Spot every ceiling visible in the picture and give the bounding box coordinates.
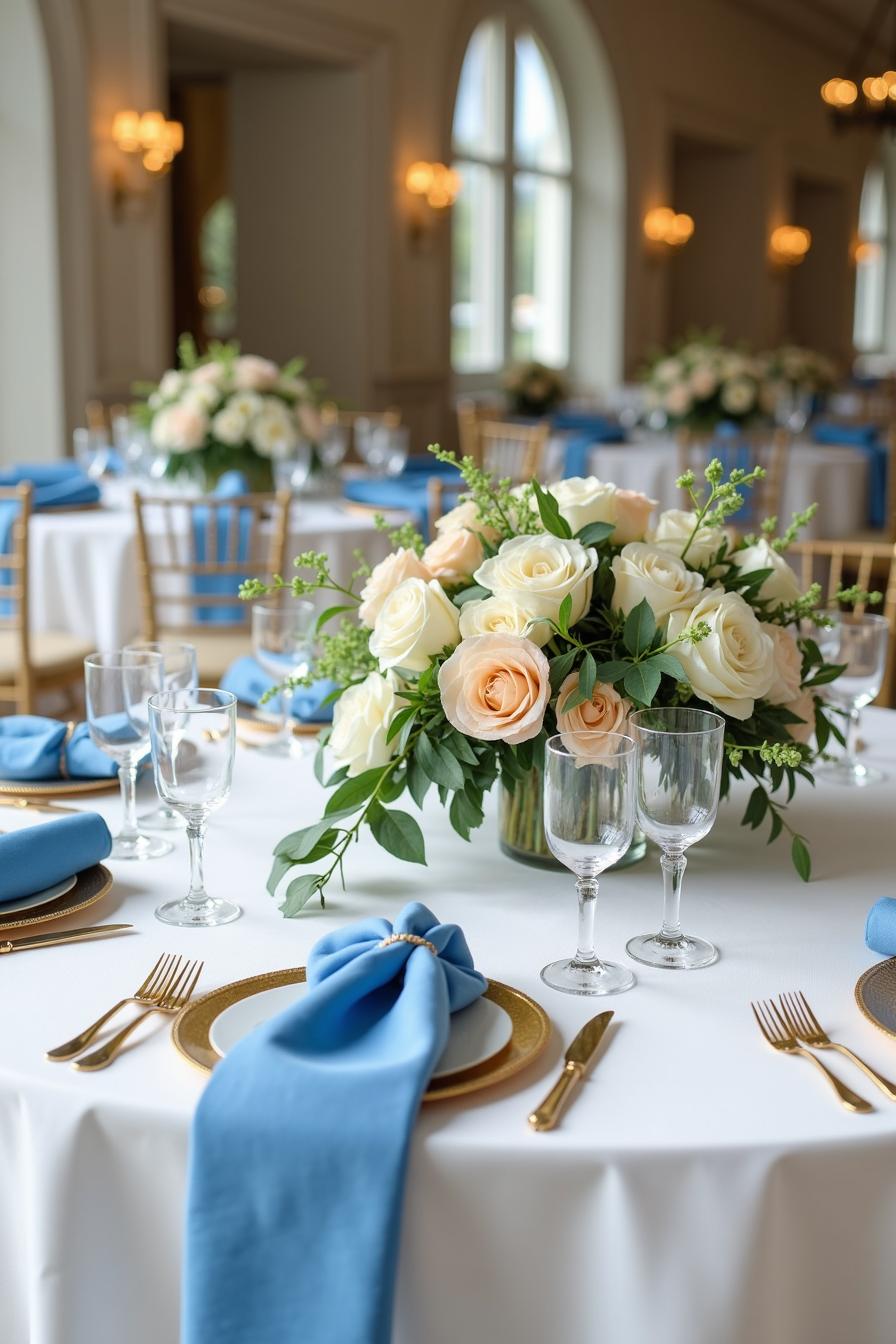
[168,21,321,75]
[730,0,895,64]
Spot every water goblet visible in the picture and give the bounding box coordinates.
[251,597,317,755]
[125,641,199,829]
[149,689,241,928]
[541,731,637,996]
[84,650,174,860]
[273,441,313,496]
[626,706,725,971]
[814,611,889,786]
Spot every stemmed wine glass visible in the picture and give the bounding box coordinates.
[542,731,637,996]
[84,650,174,860]
[149,689,240,927]
[251,597,316,756]
[125,640,198,830]
[626,706,725,971]
[814,611,889,786]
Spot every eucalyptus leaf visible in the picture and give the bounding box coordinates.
[274,816,341,860]
[791,835,811,882]
[622,659,661,705]
[324,766,387,816]
[316,603,353,632]
[266,853,293,897]
[280,873,324,917]
[369,806,427,864]
[576,520,615,546]
[548,648,577,692]
[623,598,656,657]
[407,754,430,809]
[593,659,631,683]
[416,732,465,790]
[579,651,597,700]
[453,584,490,607]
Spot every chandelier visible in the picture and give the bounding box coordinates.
[821,0,896,130]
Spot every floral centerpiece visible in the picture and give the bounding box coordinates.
[503,361,568,417]
[641,331,764,431]
[756,344,838,403]
[242,448,869,917]
[134,336,323,491]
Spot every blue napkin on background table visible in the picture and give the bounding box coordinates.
[811,422,888,528]
[344,459,464,537]
[0,717,117,781]
[0,465,101,615]
[0,812,112,904]
[866,899,896,956]
[184,901,486,1344]
[220,656,336,722]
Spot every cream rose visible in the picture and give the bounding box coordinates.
[458,594,551,647]
[358,548,432,628]
[763,623,803,705]
[369,577,460,672]
[556,674,632,759]
[548,476,617,535]
[730,539,802,606]
[233,355,279,391]
[474,534,598,627]
[329,671,402,777]
[150,403,208,453]
[786,687,816,745]
[613,489,657,543]
[650,509,731,569]
[438,634,549,745]
[422,528,484,585]
[666,589,775,719]
[611,543,704,621]
[435,499,500,543]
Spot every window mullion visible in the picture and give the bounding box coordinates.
[502,18,515,370]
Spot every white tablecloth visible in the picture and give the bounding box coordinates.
[2,714,896,1344]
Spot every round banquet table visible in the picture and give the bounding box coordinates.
[2,712,896,1344]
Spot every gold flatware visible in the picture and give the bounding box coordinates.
[47,952,180,1061]
[0,797,79,815]
[2,923,131,954]
[777,989,896,1102]
[73,956,204,1071]
[528,1010,614,1132]
[751,998,873,1113]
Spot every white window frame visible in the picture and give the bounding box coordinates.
[853,159,889,355]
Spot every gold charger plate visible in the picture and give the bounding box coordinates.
[236,713,323,740]
[0,776,119,798]
[172,968,550,1101]
[0,863,113,930]
[855,958,896,1038]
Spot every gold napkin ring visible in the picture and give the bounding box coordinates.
[59,721,76,780]
[379,933,438,956]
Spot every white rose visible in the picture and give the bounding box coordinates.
[228,391,263,422]
[211,406,248,446]
[474,534,598,627]
[358,548,433,628]
[730,539,801,606]
[548,476,616,535]
[720,376,756,416]
[654,357,683,386]
[435,499,499,543]
[369,578,460,672]
[251,404,297,459]
[650,509,731,568]
[666,589,775,719]
[611,543,705,621]
[762,623,803,705]
[329,671,402,777]
[233,355,279,391]
[422,528,484,584]
[182,384,219,414]
[458,593,551,647]
[158,369,185,400]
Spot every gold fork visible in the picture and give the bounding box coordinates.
[751,998,874,1113]
[46,953,181,1061]
[778,990,896,1102]
[73,957,204,1071]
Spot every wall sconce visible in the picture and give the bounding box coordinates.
[769,225,812,267]
[110,109,184,218]
[643,206,695,252]
[853,237,881,265]
[405,161,461,248]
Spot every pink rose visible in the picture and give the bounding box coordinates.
[233,355,279,391]
[422,528,484,584]
[556,673,632,758]
[787,687,816,745]
[438,634,549,745]
[613,489,658,544]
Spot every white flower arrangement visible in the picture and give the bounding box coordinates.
[641,332,765,430]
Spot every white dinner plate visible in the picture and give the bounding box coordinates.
[209,981,513,1080]
[0,873,77,916]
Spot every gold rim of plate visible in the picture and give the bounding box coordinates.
[236,713,323,740]
[0,776,119,798]
[0,863,113,930]
[172,968,551,1101]
[855,958,896,1039]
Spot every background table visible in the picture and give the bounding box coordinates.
[1,714,896,1344]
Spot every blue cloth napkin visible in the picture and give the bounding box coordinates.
[344,470,463,538]
[219,657,336,722]
[811,422,889,528]
[0,717,117,781]
[0,812,112,904]
[866,899,896,956]
[812,421,880,447]
[0,465,101,614]
[184,901,486,1344]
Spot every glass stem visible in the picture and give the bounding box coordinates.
[186,821,208,908]
[279,686,294,747]
[574,878,599,965]
[660,850,687,941]
[843,705,860,768]
[118,759,139,841]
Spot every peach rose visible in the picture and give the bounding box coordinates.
[358,548,432,628]
[438,634,549,745]
[613,489,658,544]
[556,674,632,758]
[422,528,484,584]
[762,623,802,705]
[786,687,816,745]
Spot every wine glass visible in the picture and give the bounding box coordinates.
[149,689,240,927]
[273,441,313,495]
[72,427,110,480]
[542,731,637,996]
[814,611,889,786]
[626,706,725,971]
[125,641,198,829]
[84,650,174,860]
[251,597,316,756]
[355,420,409,477]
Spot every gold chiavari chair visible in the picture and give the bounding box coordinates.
[677,428,790,528]
[0,484,94,714]
[456,398,503,460]
[132,490,292,684]
[790,538,896,705]
[468,418,550,484]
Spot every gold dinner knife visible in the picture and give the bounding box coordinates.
[528,1010,614,1132]
[0,924,132,954]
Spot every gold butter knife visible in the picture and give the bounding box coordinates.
[528,1010,614,1131]
[0,924,132,954]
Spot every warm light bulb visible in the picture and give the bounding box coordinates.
[142,147,169,173]
[406,161,435,196]
[670,212,694,244]
[835,79,858,105]
[138,111,167,149]
[855,239,881,264]
[866,76,888,103]
[643,206,674,242]
[112,109,141,153]
[165,120,184,154]
[770,225,811,265]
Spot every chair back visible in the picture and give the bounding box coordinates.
[0,483,33,712]
[677,427,789,528]
[456,399,503,460]
[132,490,291,640]
[465,418,549,484]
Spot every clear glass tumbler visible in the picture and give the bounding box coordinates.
[251,597,316,756]
[814,611,889,786]
[125,640,199,830]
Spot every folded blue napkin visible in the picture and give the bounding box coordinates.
[0,812,112,904]
[0,466,101,614]
[184,901,486,1344]
[219,657,336,722]
[811,422,888,527]
[812,421,880,447]
[0,717,117,781]
[866,899,896,956]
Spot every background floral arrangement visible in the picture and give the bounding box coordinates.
[134,335,323,489]
[755,344,838,399]
[641,331,764,428]
[502,360,568,416]
[244,449,867,917]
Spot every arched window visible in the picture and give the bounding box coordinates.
[853,162,889,353]
[451,17,571,375]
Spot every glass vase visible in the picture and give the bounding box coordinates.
[499,767,646,871]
